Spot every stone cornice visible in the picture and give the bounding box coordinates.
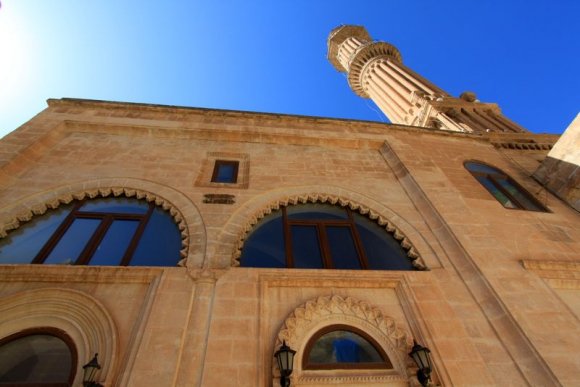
[42,99,559,148]
[0,264,169,284]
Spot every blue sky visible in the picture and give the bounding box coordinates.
[0,1,578,138]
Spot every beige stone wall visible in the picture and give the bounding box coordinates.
[0,100,578,386]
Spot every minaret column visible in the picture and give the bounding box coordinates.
[328,25,447,125]
[328,25,529,133]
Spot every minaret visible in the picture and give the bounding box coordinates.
[327,25,527,133]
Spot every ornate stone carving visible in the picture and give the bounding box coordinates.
[274,295,413,385]
[231,194,427,270]
[0,288,118,386]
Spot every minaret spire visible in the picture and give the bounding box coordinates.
[327,25,527,133]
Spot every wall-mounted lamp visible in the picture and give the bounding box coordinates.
[83,353,104,387]
[408,340,432,387]
[274,341,296,387]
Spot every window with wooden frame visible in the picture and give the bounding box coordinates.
[464,161,548,212]
[0,328,77,387]
[0,197,182,266]
[303,325,392,370]
[211,160,239,184]
[240,203,414,270]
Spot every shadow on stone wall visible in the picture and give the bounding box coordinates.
[534,156,579,212]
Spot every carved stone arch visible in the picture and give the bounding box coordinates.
[0,287,118,387]
[214,185,434,269]
[274,295,413,386]
[0,177,206,268]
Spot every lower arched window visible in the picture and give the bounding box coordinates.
[304,325,392,370]
[0,328,77,386]
[240,203,414,270]
[0,197,182,266]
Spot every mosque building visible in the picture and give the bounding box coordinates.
[0,25,578,386]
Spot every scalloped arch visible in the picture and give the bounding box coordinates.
[275,295,412,380]
[0,287,118,387]
[222,187,430,270]
[0,178,206,268]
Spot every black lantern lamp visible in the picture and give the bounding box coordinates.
[409,341,432,387]
[274,341,296,387]
[82,353,103,387]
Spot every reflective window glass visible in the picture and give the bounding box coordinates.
[475,176,517,208]
[44,218,101,265]
[240,211,286,268]
[465,161,547,211]
[292,226,324,269]
[355,216,414,270]
[0,332,74,384]
[304,327,392,370]
[240,203,415,271]
[212,160,239,183]
[0,205,71,264]
[89,220,140,265]
[131,208,182,266]
[326,226,361,269]
[0,197,182,267]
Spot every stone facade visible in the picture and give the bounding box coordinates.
[0,27,579,387]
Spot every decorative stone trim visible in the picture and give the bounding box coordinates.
[0,178,206,268]
[492,142,553,150]
[231,194,427,270]
[274,295,412,385]
[0,287,118,387]
[522,259,580,289]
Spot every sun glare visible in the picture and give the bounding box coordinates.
[0,3,35,100]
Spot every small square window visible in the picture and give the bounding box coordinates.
[212,160,239,183]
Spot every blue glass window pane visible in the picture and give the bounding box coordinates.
[131,208,181,266]
[0,206,71,264]
[217,165,234,181]
[44,219,101,265]
[308,330,384,365]
[0,334,72,383]
[496,177,543,211]
[287,204,348,220]
[326,226,361,269]
[79,197,149,214]
[240,211,286,268]
[291,226,324,269]
[89,220,139,266]
[475,176,517,208]
[465,162,501,175]
[355,215,413,270]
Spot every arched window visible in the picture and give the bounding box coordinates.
[240,203,414,270]
[465,161,548,212]
[0,328,77,386]
[0,197,182,266]
[303,325,392,370]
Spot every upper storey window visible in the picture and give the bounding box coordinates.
[465,161,548,212]
[212,160,239,183]
[240,203,414,270]
[0,197,182,266]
